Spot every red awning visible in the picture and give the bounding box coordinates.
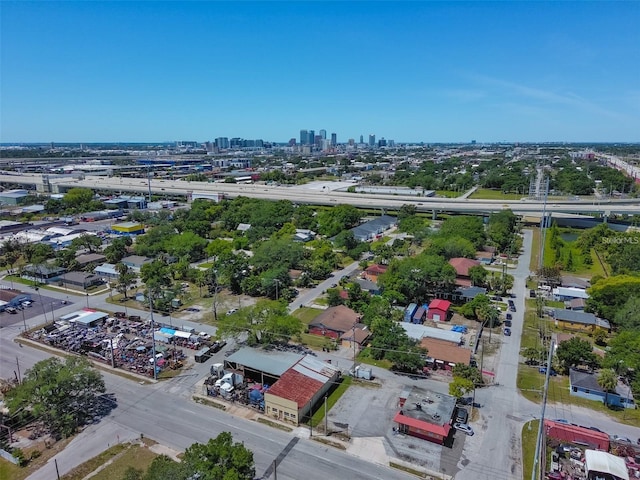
[393,412,451,437]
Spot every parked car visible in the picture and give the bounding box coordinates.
[504,320,512,327]
[453,423,474,436]
[491,296,503,302]
[506,313,512,321]
[503,327,511,336]
[539,367,557,376]
[5,307,17,314]
[226,309,238,316]
[529,289,536,298]
[611,435,632,443]
[454,407,469,424]
[509,305,516,312]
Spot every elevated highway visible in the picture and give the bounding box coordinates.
[1,172,639,217]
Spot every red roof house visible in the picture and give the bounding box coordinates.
[363,264,388,282]
[427,299,451,322]
[448,258,481,287]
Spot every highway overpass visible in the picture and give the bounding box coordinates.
[1,172,639,217]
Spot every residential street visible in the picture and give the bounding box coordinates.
[1,231,638,480]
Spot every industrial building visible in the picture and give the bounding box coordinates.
[393,387,456,445]
[264,355,340,425]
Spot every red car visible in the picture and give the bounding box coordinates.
[546,472,565,480]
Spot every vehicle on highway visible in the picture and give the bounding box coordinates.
[453,423,474,436]
[503,327,511,336]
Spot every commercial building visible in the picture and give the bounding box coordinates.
[111,222,145,235]
[57,272,104,291]
[264,356,340,425]
[224,347,303,386]
[393,387,456,445]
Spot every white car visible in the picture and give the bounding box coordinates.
[454,423,474,436]
[226,308,238,316]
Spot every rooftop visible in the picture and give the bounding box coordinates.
[401,323,462,344]
[225,347,303,377]
[309,305,360,333]
[420,338,471,365]
[448,257,481,276]
[396,386,456,436]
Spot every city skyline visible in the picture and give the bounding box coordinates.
[2,2,639,144]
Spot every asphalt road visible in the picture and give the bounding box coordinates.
[1,172,639,215]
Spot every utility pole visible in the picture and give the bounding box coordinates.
[15,356,21,384]
[148,289,158,381]
[55,458,61,480]
[532,340,555,480]
[272,460,277,480]
[324,395,328,435]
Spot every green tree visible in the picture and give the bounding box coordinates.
[555,337,598,373]
[104,236,132,264]
[116,263,138,299]
[449,377,474,399]
[613,297,640,331]
[6,357,105,438]
[182,432,255,480]
[597,368,619,407]
[143,455,185,480]
[439,216,486,250]
[468,265,488,287]
[452,363,483,385]
[216,300,303,345]
[587,275,640,321]
[70,233,103,253]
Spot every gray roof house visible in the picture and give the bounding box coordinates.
[553,309,610,330]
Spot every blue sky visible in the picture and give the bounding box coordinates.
[2,1,639,143]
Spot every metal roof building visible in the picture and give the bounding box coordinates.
[264,355,340,425]
[224,347,303,385]
[400,323,463,344]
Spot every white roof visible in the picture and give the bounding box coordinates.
[173,330,192,339]
[46,227,75,236]
[50,231,96,244]
[400,323,463,344]
[584,450,629,480]
[552,287,589,299]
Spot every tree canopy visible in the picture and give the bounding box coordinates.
[6,357,106,438]
[555,337,598,373]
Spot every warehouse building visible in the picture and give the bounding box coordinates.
[264,355,340,425]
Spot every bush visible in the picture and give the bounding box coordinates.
[12,447,26,467]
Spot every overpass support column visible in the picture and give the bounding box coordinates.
[432,209,437,221]
[602,214,608,224]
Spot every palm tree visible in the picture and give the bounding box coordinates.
[597,368,618,408]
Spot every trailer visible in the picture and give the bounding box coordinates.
[194,346,211,363]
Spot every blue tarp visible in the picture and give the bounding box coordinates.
[160,327,176,335]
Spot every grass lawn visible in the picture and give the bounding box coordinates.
[521,420,540,480]
[469,188,524,200]
[292,307,323,325]
[530,228,541,272]
[58,442,158,480]
[299,332,334,350]
[542,227,606,276]
[357,347,393,370]
[0,459,21,480]
[309,376,352,428]
[435,190,461,198]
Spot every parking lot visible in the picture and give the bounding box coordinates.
[327,371,470,476]
[0,294,75,330]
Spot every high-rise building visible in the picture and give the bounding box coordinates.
[319,129,326,139]
[308,130,315,146]
[378,138,387,148]
[331,133,337,146]
[300,130,308,145]
[369,134,376,147]
[216,137,229,149]
[359,135,364,144]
